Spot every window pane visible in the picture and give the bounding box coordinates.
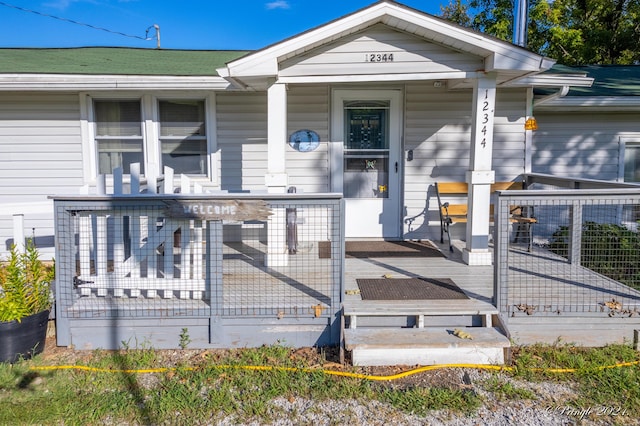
[344,102,389,150]
[97,139,144,174]
[343,102,389,198]
[624,145,640,182]
[161,139,207,174]
[159,100,207,174]
[159,100,205,137]
[343,153,389,199]
[95,100,142,136]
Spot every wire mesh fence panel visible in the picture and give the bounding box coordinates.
[55,202,211,319]
[495,190,640,319]
[220,200,341,319]
[54,195,343,323]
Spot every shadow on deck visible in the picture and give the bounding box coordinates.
[343,238,640,351]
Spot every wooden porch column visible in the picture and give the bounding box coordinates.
[266,81,288,193]
[265,81,289,267]
[463,73,496,266]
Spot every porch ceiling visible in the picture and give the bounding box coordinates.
[217,0,555,91]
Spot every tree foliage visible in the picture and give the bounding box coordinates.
[439,0,640,65]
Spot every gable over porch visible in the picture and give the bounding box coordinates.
[217,0,590,265]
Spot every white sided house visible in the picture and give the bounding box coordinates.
[2,1,640,357]
[1,0,599,263]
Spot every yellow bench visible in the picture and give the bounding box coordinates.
[434,181,537,252]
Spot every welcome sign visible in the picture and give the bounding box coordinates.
[164,200,272,221]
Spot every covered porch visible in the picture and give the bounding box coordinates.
[215,0,593,266]
[48,172,640,366]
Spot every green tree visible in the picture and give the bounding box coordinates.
[439,0,472,27]
[438,0,640,65]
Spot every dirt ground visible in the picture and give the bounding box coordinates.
[39,327,467,391]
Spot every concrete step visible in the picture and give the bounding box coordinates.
[344,326,510,366]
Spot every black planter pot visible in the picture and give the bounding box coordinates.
[0,310,49,363]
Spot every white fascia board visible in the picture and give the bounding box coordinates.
[224,1,550,79]
[487,52,555,72]
[534,96,640,111]
[505,74,594,88]
[0,74,232,91]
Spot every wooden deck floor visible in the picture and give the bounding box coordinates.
[344,239,640,346]
[343,239,493,304]
[64,237,640,346]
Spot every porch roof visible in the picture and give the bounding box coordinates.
[217,0,556,90]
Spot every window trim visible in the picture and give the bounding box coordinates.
[158,98,208,176]
[620,137,640,183]
[80,92,218,186]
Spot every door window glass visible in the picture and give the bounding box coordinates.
[343,101,389,198]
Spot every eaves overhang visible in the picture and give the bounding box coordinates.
[533,96,640,112]
[0,74,233,91]
[506,73,595,89]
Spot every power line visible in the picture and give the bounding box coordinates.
[0,1,160,47]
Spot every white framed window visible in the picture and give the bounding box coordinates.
[94,100,144,175]
[622,140,640,182]
[83,95,213,180]
[159,100,207,175]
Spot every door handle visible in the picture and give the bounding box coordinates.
[395,162,398,173]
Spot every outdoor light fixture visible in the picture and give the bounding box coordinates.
[524,117,538,131]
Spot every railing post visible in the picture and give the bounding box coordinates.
[493,194,509,311]
[569,201,582,265]
[207,220,223,318]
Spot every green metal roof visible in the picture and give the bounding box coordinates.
[0,47,250,76]
[544,64,640,97]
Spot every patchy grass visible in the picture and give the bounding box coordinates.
[510,342,640,413]
[482,374,537,401]
[0,342,639,424]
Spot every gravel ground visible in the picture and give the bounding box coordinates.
[214,369,639,426]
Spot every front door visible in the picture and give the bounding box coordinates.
[331,90,402,239]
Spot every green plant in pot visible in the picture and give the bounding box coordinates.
[0,240,54,363]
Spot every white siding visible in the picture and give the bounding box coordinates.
[493,89,527,180]
[402,84,527,239]
[0,92,83,257]
[280,24,483,77]
[533,112,640,180]
[216,87,330,193]
[286,85,330,192]
[216,92,268,190]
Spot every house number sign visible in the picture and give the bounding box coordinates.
[480,89,492,148]
[164,200,272,221]
[365,53,394,62]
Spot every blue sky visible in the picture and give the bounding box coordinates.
[0,1,445,50]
